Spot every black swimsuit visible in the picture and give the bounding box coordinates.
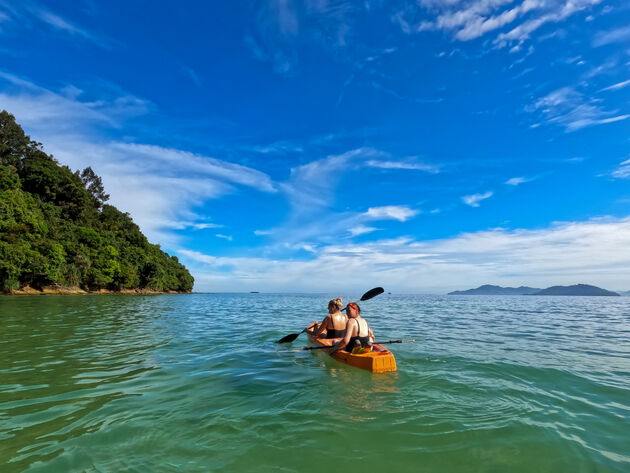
[325,328,345,339]
[345,319,370,352]
[323,314,346,339]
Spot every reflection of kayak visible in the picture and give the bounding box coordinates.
[305,322,397,373]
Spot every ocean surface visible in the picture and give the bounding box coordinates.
[1,293,629,472]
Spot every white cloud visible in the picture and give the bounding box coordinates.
[0,3,109,48]
[505,176,534,186]
[0,72,150,129]
[180,216,630,292]
[593,25,630,47]
[189,222,222,230]
[112,143,276,193]
[365,206,419,222]
[462,191,493,207]
[420,0,541,42]
[600,79,630,92]
[366,159,440,173]
[254,230,273,236]
[528,87,629,132]
[349,225,379,236]
[395,0,601,49]
[216,234,233,241]
[612,159,630,179]
[494,0,601,49]
[0,74,276,247]
[250,140,304,155]
[282,147,385,213]
[154,220,222,231]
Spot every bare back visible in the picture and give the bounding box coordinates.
[327,312,347,331]
[347,317,369,337]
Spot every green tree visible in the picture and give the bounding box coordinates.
[0,110,194,293]
[76,166,110,208]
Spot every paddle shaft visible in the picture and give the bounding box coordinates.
[300,339,413,350]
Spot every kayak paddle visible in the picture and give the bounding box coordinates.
[275,287,385,344]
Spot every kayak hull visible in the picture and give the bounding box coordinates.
[305,322,397,373]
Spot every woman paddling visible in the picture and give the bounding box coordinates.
[330,302,374,353]
[314,297,347,339]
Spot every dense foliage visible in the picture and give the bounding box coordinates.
[0,111,194,292]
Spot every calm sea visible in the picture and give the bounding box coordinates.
[1,293,629,472]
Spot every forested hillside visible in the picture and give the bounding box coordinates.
[0,111,194,293]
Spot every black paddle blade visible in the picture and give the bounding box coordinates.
[360,287,384,301]
[276,332,300,344]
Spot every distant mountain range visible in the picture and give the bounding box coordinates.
[449,284,620,296]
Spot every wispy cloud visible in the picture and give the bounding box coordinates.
[182,66,203,88]
[0,74,276,246]
[494,0,601,50]
[112,143,277,193]
[506,176,534,186]
[369,81,444,105]
[0,72,150,130]
[364,206,418,222]
[249,140,304,155]
[349,225,379,236]
[612,159,630,179]
[181,216,630,292]
[593,25,630,47]
[246,0,357,74]
[416,0,541,42]
[0,2,110,48]
[168,221,223,230]
[394,0,601,50]
[282,147,380,212]
[215,234,233,242]
[528,86,629,132]
[600,79,630,92]
[462,191,493,207]
[366,159,440,173]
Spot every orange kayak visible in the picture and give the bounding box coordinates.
[305,322,397,373]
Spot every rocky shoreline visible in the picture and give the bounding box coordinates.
[3,285,191,296]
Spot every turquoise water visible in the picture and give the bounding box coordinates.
[1,293,629,472]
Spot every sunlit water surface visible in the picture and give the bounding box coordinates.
[1,293,629,472]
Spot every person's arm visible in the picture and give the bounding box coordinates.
[368,326,374,341]
[330,319,355,352]
[314,315,330,337]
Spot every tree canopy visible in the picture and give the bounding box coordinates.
[0,110,194,293]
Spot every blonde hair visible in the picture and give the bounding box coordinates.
[328,297,343,310]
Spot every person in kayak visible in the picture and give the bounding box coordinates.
[314,297,347,339]
[330,302,374,353]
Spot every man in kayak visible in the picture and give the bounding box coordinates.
[314,298,347,339]
[330,302,374,353]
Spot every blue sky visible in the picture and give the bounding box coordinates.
[2,0,630,292]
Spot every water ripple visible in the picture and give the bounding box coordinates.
[1,294,629,472]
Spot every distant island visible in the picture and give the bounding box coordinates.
[0,111,194,295]
[533,284,619,296]
[449,284,620,296]
[449,285,541,295]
